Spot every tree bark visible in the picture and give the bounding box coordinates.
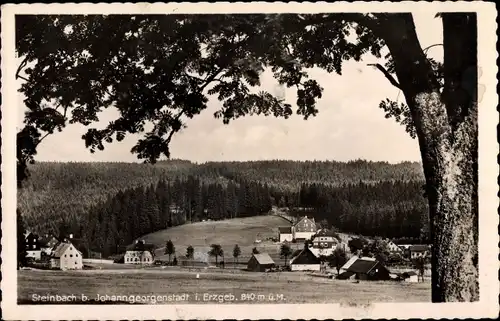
[379,13,479,302]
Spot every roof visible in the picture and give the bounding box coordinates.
[410,245,430,252]
[346,259,379,274]
[51,242,82,258]
[308,247,335,258]
[401,271,418,277]
[38,235,58,247]
[251,253,275,265]
[25,232,38,239]
[128,241,156,253]
[290,249,302,260]
[315,229,337,237]
[295,216,316,225]
[290,247,321,265]
[340,255,358,270]
[278,226,292,234]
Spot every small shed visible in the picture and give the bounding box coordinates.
[337,258,390,281]
[400,271,419,283]
[247,253,275,272]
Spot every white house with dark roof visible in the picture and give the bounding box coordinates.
[290,247,322,271]
[124,240,155,264]
[278,216,318,243]
[293,216,317,241]
[50,241,83,270]
[278,226,293,242]
[311,229,339,249]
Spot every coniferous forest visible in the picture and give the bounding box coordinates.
[18,159,428,258]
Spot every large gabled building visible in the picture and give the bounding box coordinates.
[50,241,83,270]
[278,216,318,243]
[124,240,156,265]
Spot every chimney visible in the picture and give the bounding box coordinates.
[69,234,73,239]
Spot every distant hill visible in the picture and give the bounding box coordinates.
[18,159,424,233]
[196,160,424,190]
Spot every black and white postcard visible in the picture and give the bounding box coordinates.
[1,2,498,320]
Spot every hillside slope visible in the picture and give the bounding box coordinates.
[138,215,301,263]
[17,160,196,232]
[18,159,424,234]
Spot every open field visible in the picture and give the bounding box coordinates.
[139,215,305,263]
[18,268,431,304]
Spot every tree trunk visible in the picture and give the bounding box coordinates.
[380,13,478,302]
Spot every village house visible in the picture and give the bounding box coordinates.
[278,227,293,243]
[409,245,431,259]
[38,234,59,256]
[290,247,322,271]
[339,255,376,274]
[124,241,155,264]
[50,240,83,270]
[278,216,317,243]
[25,232,42,261]
[311,229,339,249]
[247,253,275,272]
[293,216,317,241]
[386,240,403,253]
[337,257,391,281]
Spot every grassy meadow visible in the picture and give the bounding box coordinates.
[18,268,431,304]
[140,215,305,263]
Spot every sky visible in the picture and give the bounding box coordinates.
[16,12,442,164]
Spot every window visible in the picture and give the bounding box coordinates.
[64,254,67,257]
[76,254,78,257]
[70,254,73,257]
[70,247,72,250]
[33,245,36,249]
[75,262,78,265]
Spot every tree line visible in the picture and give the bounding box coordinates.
[71,176,273,257]
[52,176,428,258]
[18,159,424,234]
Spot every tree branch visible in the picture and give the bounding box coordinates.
[423,43,443,54]
[16,56,29,81]
[367,63,402,89]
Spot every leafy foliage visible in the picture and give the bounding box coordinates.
[17,210,28,269]
[232,244,241,265]
[165,240,175,263]
[279,243,293,266]
[327,247,348,273]
[208,244,224,264]
[348,237,369,254]
[15,13,416,175]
